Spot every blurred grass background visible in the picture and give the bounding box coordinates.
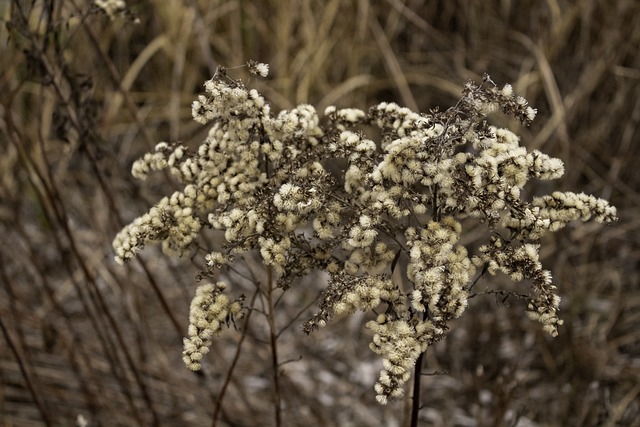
[1,1,639,426]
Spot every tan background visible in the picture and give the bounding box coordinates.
[1,1,638,426]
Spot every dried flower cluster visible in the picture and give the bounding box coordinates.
[182,282,242,371]
[113,62,617,403]
[94,0,139,23]
[94,0,126,20]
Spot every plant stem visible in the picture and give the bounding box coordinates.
[212,289,260,427]
[0,316,52,426]
[410,349,426,427]
[266,265,282,427]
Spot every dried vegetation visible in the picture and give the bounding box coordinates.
[1,1,639,426]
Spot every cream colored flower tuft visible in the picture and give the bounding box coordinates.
[248,60,269,78]
[95,0,126,20]
[182,282,242,371]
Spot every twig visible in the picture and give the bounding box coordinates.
[266,265,283,427]
[0,316,52,426]
[212,289,259,427]
[410,348,426,427]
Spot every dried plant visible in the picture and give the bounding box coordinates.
[112,63,617,423]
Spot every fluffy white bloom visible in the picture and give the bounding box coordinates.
[255,63,269,77]
[182,282,236,371]
[95,0,126,20]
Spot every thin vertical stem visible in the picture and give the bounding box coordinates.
[0,316,52,426]
[410,349,426,427]
[212,288,259,427]
[266,265,282,427]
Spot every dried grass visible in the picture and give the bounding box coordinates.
[1,1,638,426]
